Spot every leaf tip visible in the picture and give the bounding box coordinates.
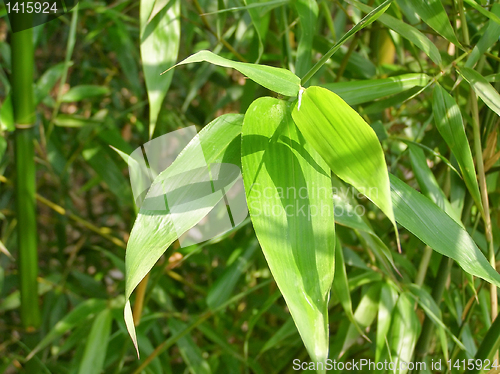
[124,300,140,359]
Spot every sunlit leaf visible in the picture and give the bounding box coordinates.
[124,114,244,353]
[166,50,301,97]
[458,67,500,117]
[242,97,335,369]
[292,86,397,241]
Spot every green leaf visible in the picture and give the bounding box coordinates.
[389,292,420,374]
[292,86,397,239]
[141,0,180,138]
[432,84,483,215]
[169,319,212,374]
[402,0,461,46]
[458,66,500,117]
[340,282,380,356]
[349,0,441,65]
[244,0,273,62]
[35,62,67,105]
[322,74,430,106]
[376,282,398,362]
[242,97,335,370]
[295,0,318,77]
[389,174,500,288]
[408,284,466,351]
[463,0,500,26]
[124,114,244,354]
[60,85,109,102]
[26,299,108,360]
[302,0,393,84]
[408,144,463,225]
[77,309,113,374]
[166,50,301,97]
[465,4,500,68]
[206,240,258,309]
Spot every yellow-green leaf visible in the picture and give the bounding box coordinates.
[292,86,396,240]
[242,97,335,371]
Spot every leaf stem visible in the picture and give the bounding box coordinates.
[301,0,393,85]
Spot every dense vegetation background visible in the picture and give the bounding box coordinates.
[1,0,500,373]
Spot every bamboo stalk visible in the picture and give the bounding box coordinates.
[11,10,41,328]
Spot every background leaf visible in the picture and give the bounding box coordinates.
[141,0,181,138]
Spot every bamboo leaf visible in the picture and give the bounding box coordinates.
[26,299,108,360]
[463,0,500,26]
[340,282,380,356]
[376,282,398,362]
[60,85,110,102]
[408,144,463,225]
[242,97,335,370]
[465,4,500,68]
[292,86,397,240]
[402,0,461,46]
[389,292,420,374]
[432,84,483,215]
[169,319,212,374]
[141,0,180,138]
[408,284,466,351]
[323,74,430,106]
[458,66,500,117]
[166,50,301,97]
[348,0,441,65]
[206,240,258,309]
[389,174,500,287]
[244,0,274,62]
[301,0,393,84]
[77,309,113,374]
[124,114,244,354]
[295,0,318,77]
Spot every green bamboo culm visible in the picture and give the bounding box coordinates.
[11,8,41,329]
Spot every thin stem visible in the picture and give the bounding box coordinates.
[471,94,497,322]
[11,11,41,329]
[301,0,393,85]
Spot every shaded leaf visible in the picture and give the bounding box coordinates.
[349,0,441,65]
[323,73,430,106]
[27,299,108,360]
[141,0,180,137]
[60,85,110,102]
[295,0,319,77]
[432,84,483,214]
[402,0,461,46]
[389,174,500,287]
[77,309,113,374]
